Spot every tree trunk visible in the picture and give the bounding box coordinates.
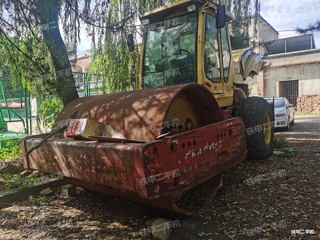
[36,0,79,106]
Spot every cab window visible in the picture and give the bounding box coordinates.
[142,13,197,88]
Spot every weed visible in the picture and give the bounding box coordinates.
[295,111,312,115]
[1,172,59,191]
[0,139,22,162]
[1,173,24,190]
[1,173,30,190]
[278,161,286,169]
[273,136,298,159]
[289,160,294,169]
[29,196,50,204]
[273,136,287,149]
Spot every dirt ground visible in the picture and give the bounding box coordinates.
[0,115,319,240]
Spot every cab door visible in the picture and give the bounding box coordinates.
[219,23,233,94]
[198,11,224,93]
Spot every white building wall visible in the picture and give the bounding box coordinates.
[248,17,279,57]
[258,19,278,42]
[263,49,320,97]
[299,79,320,95]
[262,60,320,97]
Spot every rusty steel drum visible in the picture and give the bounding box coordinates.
[53,84,223,141]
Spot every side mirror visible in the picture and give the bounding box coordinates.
[288,104,294,108]
[127,34,135,52]
[216,5,226,29]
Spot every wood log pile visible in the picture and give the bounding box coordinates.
[297,95,320,113]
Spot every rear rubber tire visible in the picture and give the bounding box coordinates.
[236,97,274,160]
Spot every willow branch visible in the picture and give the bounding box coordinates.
[63,0,133,30]
[0,27,45,74]
[18,1,42,43]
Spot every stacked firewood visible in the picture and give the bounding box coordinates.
[297,95,320,113]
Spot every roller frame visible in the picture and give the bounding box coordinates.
[21,117,246,214]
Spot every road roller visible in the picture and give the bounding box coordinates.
[21,0,274,215]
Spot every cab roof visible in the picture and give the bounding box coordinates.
[140,0,233,24]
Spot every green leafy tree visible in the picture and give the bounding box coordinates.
[0,0,171,103]
[220,0,260,50]
[0,0,79,106]
[0,0,260,107]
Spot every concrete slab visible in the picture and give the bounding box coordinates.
[61,184,77,197]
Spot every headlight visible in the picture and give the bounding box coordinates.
[142,19,149,25]
[187,4,196,12]
[276,113,286,117]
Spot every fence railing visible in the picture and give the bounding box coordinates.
[73,72,107,97]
